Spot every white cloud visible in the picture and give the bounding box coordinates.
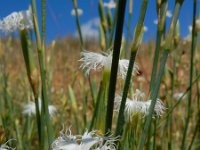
[71,8,83,16]
[153,19,158,25]
[144,25,148,32]
[166,10,172,18]
[74,17,99,40]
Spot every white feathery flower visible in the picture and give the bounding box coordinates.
[23,97,56,117]
[71,8,83,16]
[104,0,116,9]
[166,10,172,18]
[114,89,165,122]
[52,128,118,150]
[0,6,33,33]
[79,51,139,79]
[0,139,15,150]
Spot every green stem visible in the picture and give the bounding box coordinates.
[153,117,157,150]
[105,0,127,133]
[150,0,167,92]
[41,0,46,66]
[115,51,136,137]
[165,74,200,117]
[38,50,54,146]
[32,0,54,146]
[108,0,118,47]
[181,0,197,149]
[188,111,200,150]
[72,0,84,49]
[139,50,169,150]
[124,0,133,58]
[89,81,104,130]
[115,0,148,139]
[139,1,183,149]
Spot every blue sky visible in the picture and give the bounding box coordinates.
[0,0,194,43]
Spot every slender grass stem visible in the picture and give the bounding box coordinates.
[32,0,54,147]
[98,0,108,49]
[72,0,84,49]
[164,74,200,117]
[108,0,118,47]
[188,111,200,150]
[181,0,197,149]
[115,51,137,137]
[139,49,169,150]
[153,117,157,150]
[89,81,104,130]
[38,50,54,145]
[41,0,46,66]
[150,0,168,92]
[139,1,183,149]
[115,0,148,140]
[105,0,127,133]
[149,31,162,91]
[124,0,133,57]
[20,30,42,148]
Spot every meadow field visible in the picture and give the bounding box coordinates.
[0,0,200,150]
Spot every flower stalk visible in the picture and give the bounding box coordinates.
[72,0,84,49]
[32,0,54,147]
[105,0,127,133]
[139,1,184,149]
[115,0,148,139]
[181,0,197,149]
[149,0,168,92]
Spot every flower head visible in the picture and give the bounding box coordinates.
[71,8,83,16]
[0,6,33,33]
[114,89,165,122]
[52,128,118,150]
[23,97,56,117]
[104,0,116,9]
[79,51,139,79]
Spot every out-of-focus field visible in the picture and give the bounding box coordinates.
[0,36,200,149]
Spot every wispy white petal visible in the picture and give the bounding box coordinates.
[79,51,139,79]
[22,97,56,117]
[0,139,16,150]
[52,128,118,150]
[114,89,165,122]
[79,51,109,74]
